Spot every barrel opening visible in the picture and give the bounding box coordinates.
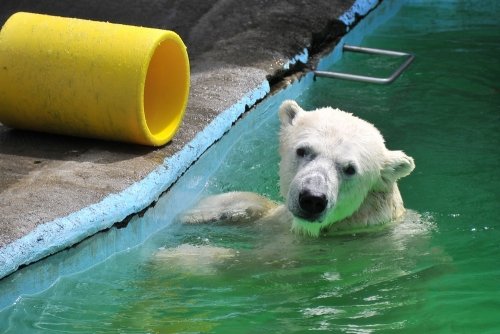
[143,37,189,145]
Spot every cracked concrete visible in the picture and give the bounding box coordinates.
[0,0,374,268]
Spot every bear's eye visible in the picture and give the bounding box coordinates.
[296,147,307,158]
[343,164,357,176]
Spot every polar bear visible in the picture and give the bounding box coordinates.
[180,100,415,237]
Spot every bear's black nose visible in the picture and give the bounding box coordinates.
[298,190,327,218]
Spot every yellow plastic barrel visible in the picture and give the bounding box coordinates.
[0,12,190,146]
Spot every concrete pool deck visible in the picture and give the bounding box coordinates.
[0,0,380,278]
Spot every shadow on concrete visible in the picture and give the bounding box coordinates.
[0,125,157,163]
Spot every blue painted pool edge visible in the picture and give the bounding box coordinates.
[0,0,381,280]
[0,81,270,280]
[339,0,380,27]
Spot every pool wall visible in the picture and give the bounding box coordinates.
[0,0,404,310]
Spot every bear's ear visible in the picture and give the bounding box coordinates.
[375,150,415,191]
[279,100,304,126]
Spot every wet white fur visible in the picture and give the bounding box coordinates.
[181,100,415,237]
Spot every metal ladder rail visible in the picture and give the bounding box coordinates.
[314,44,415,84]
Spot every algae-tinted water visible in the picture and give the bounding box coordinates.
[1,1,499,333]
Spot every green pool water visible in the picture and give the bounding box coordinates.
[1,0,499,333]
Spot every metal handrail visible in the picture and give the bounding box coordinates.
[314,44,415,84]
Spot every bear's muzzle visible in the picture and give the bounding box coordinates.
[294,173,331,221]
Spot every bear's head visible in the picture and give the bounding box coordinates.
[278,100,415,236]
